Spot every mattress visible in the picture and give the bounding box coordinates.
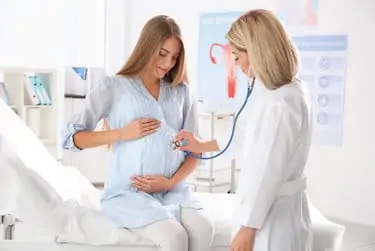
[0,241,229,251]
[0,192,346,251]
[0,193,234,251]
[0,99,345,251]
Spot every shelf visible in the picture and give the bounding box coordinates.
[0,67,58,74]
[0,67,63,160]
[24,105,53,109]
[198,112,235,120]
[187,177,232,188]
[64,94,86,99]
[196,166,233,172]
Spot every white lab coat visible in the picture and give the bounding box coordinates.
[221,79,313,251]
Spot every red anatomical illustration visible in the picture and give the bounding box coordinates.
[209,43,237,98]
[304,0,317,25]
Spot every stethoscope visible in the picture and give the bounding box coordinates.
[174,77,256,160]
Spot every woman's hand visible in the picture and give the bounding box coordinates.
[231,226,255,251]
[174,130,203,153]
[131,175,175,193]
[118,118,160,141]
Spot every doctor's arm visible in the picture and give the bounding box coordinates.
[175,132,220,153]
[170,86,202,186]
[176,122,232,153]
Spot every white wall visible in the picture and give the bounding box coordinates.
[63,97,111,183]
[2,0,374,227]
[0,0,105,68]
[60,0,133,183]
[0,0,108,180]
[63,67,110,183]
[104,0,133,75]
[106,0,375,227]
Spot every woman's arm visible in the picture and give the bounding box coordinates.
[73,118,160,149]
[131,84,201,192]
[62,77,114,151]
[170,84,204,185]
[169,138,219,186]
[170,155,199,185]
[63,77,160,151]
[73,129,120,149]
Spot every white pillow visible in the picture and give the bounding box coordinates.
[0,99,127,244]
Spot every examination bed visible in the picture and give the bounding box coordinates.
[0,100,345,250]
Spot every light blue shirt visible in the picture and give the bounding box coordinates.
[62,75,203,228]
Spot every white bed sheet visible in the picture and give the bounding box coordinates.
[0,98,345,251]
[0,98,232,247]
[2,192,345,251]
[0,241,229,251]
[0,193,233,251]
[5,193,234,246]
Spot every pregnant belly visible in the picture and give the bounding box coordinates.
[141,132,185,178]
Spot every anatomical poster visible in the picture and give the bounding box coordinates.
[295,35,348,146]
[276,0,319,27]
[196,11,247,112]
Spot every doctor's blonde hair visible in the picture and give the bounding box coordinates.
[226,9,299,89]
[103,15,188,149]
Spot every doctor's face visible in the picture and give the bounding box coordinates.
[232,49,254,78]
[154,36,181,79]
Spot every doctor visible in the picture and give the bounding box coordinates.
[175,9,313,251]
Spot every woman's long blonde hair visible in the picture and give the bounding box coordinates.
[117,15,187,85]
[226,9,299,89]
[103,15,188,149]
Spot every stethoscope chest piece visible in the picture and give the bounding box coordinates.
[183,78,255,160]
[171,139,189,151]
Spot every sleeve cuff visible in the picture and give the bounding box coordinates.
[216,136,235,159]
[217,137,228,151]
[238,201,264,230]
[61,124,86,151]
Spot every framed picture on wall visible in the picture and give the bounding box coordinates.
[64,67,88,98]
[72,67,88,81]
[64,67,106,99]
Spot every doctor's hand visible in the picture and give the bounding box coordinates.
[118,118,160,141]
[231,226,255,251]
[174,130,202,153]
[131,175,175,193]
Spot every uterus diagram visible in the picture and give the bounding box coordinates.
[277,0,317,26]
[209,43,237,99]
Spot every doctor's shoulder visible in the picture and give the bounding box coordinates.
[272,79,306,100]
[267,81,307,115]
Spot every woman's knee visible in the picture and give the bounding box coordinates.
[164,220,189,250]
[132,219,188,251]
[181,208,215,247]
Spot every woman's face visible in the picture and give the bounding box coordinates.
[154,36,181,79]
[231,48,254,78]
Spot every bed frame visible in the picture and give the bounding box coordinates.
[0,98,345,251]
